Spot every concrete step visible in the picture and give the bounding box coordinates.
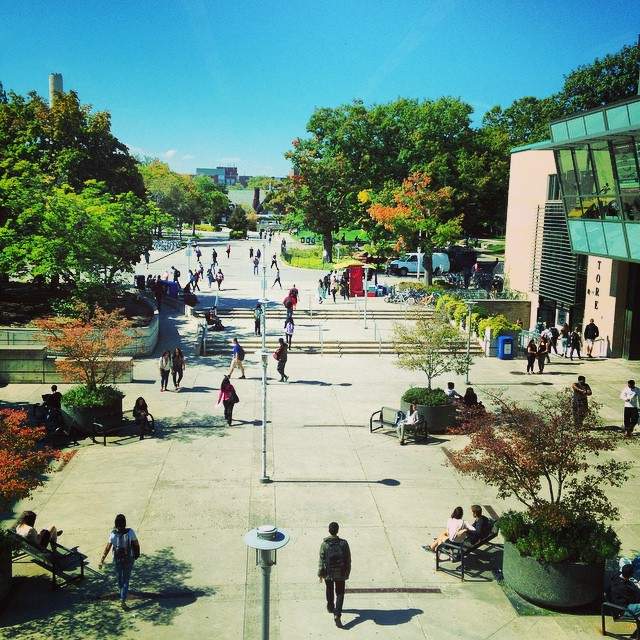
[213,308,433,320]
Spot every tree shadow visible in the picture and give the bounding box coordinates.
[154,411,230,443]
[341,607,423,629]
[0,547,215,639]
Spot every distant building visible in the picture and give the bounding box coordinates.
[196,166,238,186]
[238,175,251,187]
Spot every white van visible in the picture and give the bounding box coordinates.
[387,252,450,277]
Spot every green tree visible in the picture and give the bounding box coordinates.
[191,175,230,229]
[228,204,248,232]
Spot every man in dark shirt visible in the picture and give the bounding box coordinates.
[43,385,62,410]
[467,505,492,544]
[610,564,640,618]
[584,319,600,358]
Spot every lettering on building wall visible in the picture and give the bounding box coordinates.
[587,261,602,311]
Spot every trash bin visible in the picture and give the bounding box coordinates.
[497,335,514,360]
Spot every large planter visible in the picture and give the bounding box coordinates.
[64,395,124,434]
[0,547,11,603]
[400,401,456,434]
[503,541,603,609]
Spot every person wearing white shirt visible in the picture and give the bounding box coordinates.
[620,379,640,438]
[445,382,463,402]
[428,506,475,551]
[396,403,420,445]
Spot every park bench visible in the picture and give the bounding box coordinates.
[369,406,428,445]
[433,520,499,581]
[9,531,88,589]
[601,584,640,637]
[92,409,155,446]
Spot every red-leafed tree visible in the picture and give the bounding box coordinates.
[0,409,60,507]
[35,306,133,391]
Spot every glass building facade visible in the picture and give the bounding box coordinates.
[546,96,640,261]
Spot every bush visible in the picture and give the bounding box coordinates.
[452,301,468,325]
[195,223,221,232]
[477,314,518,338]
[401,387,449,406]
[499,509,620,564]
[397,281,446,293]
[229,230,247,239]
[435,293,458,313]
[62,384,124,408]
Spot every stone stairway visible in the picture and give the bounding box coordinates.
[214,306,433,322]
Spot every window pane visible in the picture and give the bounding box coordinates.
[625,223,640,260]
[621,192,640,221]
[584,221,606,254]
[551,122,569,142]
[591,144,615,196]
[598,197,620,220]
[613,141,640,190]
[556,150,578,196]
[568,220,588,252]
[582,196,600,219]
[565,195,583,218]
[567,117,586,139]
[574,148,596,195]
[603,222,628,258]
[584,111,606,135]
[547,175,560,201]
[607,105,630,130]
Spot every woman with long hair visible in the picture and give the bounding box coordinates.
[171,347,186,390]
[16,511,61,550]
[428,507,475,552]
[526,339,537,374]
[217,375,238,426]
[274,337,288,382]
[158,350,172,391]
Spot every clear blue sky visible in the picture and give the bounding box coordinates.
[1,0,638,177]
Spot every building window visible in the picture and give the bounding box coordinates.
[547,174,561,201]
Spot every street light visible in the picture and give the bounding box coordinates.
[244,525,290,640]
[465,300,478,385]
[260,237,270,483]
[363,265,369,329]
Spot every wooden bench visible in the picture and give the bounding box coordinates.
[601,587,640,637]
[10,531,88,589]
[434,520,499,581]
[370,406,428,445]
[92,409,155,446]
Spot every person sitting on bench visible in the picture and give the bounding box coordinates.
[466,505,491,544]
[610,563,640,618]
[133,397,153,435]
[428,506,474,551]
[205,309,225,331]
[16,510,62,550]
[396,403,420,443]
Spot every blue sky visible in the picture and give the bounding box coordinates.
[1,1,638,177]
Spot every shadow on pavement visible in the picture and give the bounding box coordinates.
[155,411,230,443]
[340,607,424,629]
[0,547,214,640]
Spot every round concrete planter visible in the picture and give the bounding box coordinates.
[400,401,456,434]
[0,547,11,603]
[503,541,604,609]
[64,395,124,434]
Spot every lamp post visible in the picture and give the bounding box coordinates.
[465,300,478,385]
[260,238,270,483]
[244,525,290,640]
[363,265,369,329]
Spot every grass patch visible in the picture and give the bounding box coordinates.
[282,246,335,270]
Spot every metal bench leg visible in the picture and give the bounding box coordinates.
[460,551,465,581]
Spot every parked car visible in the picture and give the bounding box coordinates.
[387,252,450,277]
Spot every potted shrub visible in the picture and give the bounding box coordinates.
[393,314,470,433]
[35,306,132,433]
[0,408,60,599]
[450,390,630,609]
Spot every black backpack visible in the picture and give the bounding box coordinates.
[325,538,347,573]
[114,529,131,562]
[174,269,181,278]
[237,345,245,361]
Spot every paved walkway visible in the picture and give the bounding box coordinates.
[1,231,640,639]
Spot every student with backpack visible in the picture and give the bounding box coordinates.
[228,337,246,379]
[318,522,351,628]
[217,375,239,426]
[98,514,140,610]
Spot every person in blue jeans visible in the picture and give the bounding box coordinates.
[610,563,640,618]
[99,514,141,610]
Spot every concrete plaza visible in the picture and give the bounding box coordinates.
[1,232,640,639]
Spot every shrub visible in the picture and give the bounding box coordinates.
[397,281,446,293]
[452,301,468,325]
[477,314,517,338]
[435,293,458,313]
[229,229,247,239]
[62,384,124,408]
[402,387,449,406]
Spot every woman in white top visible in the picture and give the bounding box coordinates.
[428,506,475,551]
[99,514,140,609]
[159,350,172,392]
[397,403,420,445]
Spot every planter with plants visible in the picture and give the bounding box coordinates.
[35,306,133,434]
[393,314,470,433]
[450,390,630,609]
[401,387,455,434]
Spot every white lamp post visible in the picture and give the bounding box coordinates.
[363,265,369,329]
[465,300,478,385]
[260,238,270,483]
[244,525,290,640]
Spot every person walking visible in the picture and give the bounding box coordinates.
[249,246,254,259]
[526,339,537,374]
[318,522,351,629]
[536,339,548,374]
[153,279,163,311]
[171,347,185,391]
[226,243,231,258]
[271,253,278,269]
[330,279,337,303]
[569,327,582,360]
[317,278,325,304]
[98,514,140,610]
[584,319,600,358]
[272,267,282,288]
[274,337,288,382]
[211,248,218,267]
[159,350,172,391]
[284,317,294,348]
[217,375,238,426]
[620,379,640,438]
[283,295,294,321]
[228,338,246,379]
[253,256,260,275]
[289,284,299,309]
[171,265,181,287]
[571,375,592,427]
[541,325,553,362]
[560,322,570,357]
[216,269,224,290]
[256,248,261,261]
[339,280,347,301]
[254,302,263,336]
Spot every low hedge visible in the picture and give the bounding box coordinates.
[401,387,449,407]
[229,230,247,239]
[63,385,124,409]
[477,314,518,338]
[396,281,447,293]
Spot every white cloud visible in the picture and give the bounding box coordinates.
[163,149,178,159]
